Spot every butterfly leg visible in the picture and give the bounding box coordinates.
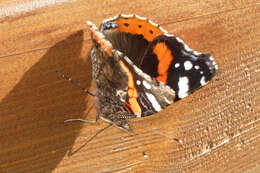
[56,70,100,123]
[102,111,137,132]
[64,112,99,124]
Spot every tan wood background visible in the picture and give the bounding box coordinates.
[0,0,259,172]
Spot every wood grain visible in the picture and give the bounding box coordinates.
[0,0,259,172]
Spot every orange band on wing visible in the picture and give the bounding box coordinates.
[153,42,174,84]
[116,18,164,42]
[119,60,142,114]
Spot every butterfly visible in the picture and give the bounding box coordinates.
[83,14,217,131]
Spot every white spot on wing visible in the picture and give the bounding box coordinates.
[145,92,162,112]
[209,56,218,70]
[178,77,189,98]
[175,63,180,68]
[184,61,193,70]
[200,76,207,86]
[143,80,151,89]
[195,65,200,70]
[136,80,141,85]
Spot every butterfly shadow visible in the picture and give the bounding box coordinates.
[0,30,96,172]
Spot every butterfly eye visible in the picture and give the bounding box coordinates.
[103,23,118,29]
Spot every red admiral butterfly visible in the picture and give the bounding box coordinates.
[59,14,217,132]
[84,14,217,131]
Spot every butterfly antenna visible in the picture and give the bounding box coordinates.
[56,70,95,96]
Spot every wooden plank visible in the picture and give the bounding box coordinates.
[0,0,259,172]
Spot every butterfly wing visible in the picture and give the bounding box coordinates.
[100,15,217,100]
[100,14,166,66]
[140,34,218,100]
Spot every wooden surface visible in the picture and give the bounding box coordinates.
[0,0,259,172]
